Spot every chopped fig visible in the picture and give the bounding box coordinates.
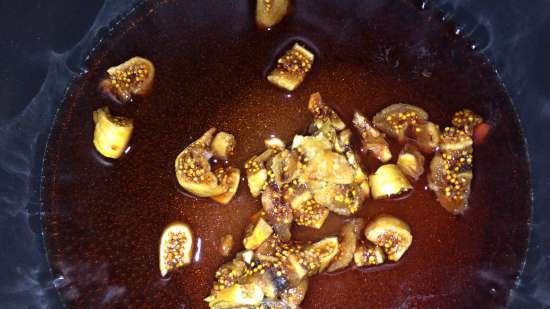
[397,144,425,180]
[428,126,475,214]
[353,111,392,162]
[291,135,332,159]
[265,136,287,152]
[205,283,264,309]
[269,150,300,185]
[211,167,241,204]
[364,215,412,262]
[243,218,274,250]
[327,218,364,272]
[369,164,413,199]
[245,149,276,197]
[310,181,367,216]
[280,279,309,308]
[407,120,440,153]
[212,131,236,160]
[303,237,339,273]
[262,186,293,241]
[212,258,248,291]
[354,243,385,267]
[307,92,346,130]
[304,151,355,184]
[175,128,227,197]
[219,234,234,257]
[372,103,429,142]
[100,56,155,103]
[244,271,279,300]
[452,108,483,134]
[255,0,290,29]
[92,106,134,159]
[267,43,314,91]
[280,253,309,286]
[159,222,193,277]
[289,190,329,229]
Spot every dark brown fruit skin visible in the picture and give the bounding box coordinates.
[41,1,530,309]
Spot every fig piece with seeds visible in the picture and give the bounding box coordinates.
[353,111,392,162]
[368,164,413,200]
[256,0,290,29]
[159,222,193,277]
[267,43,314,91]
[100,56,155,103]
[364,215,412,262]
[92,106,134,159]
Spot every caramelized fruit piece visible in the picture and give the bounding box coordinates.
[243,218,274,250]
[354,243,386,267]
[269,150,300,185]
[212,258,248,291]
[211,131,236,160]
[407,120,440,153]
[304,151,355,184]
[175,128,226,197]
[438,127,473,152]
[307,92,346,130]
[353,112,392,162]
[364,215,412,262]
[244,271,279,300]
[280,278,309,308]
[289,190,329,229]
[452,108,483,134]
[267,43,314,91]
[159,222,193,277]
[327,218,364,272]
[369,164,413,199]
[262,186,293,241]
[372,103,429,142]
[310,181,367,216]
[211,167,241,204]
[397,144,425,181]
[92,107,134,159]
[303,237,339,273]
[205,283,264,309]
[246,149,276,197]
[255,0,290,29]
[101,56,155,103]
[219,234,234,257]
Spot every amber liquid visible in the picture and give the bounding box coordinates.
[42,1,531,308]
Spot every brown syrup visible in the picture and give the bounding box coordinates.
[42,1,531,308]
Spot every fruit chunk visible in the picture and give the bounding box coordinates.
[372,103,429,142]
[245,149,276,197]
[364,215,412,262]
[175,128,226,197]
[269,150,300,185]
[303,237,339,273]
[369,164,413,199]
[353,112,392,162]
[262,186,293,241]
[310,182,368,216]
[265,136,286,152]
[211,167,241,204]
[354,243,386,267]
[255,0,290,29]
[327,218,364,272]
[428,126,474,214]
[304,151,355,184]
[397,144,425,181]
[267,43,314,91]
[289,191,329,229]
[92,107,134,159]
[100,56,155,103]
[243,218,274,250]
[280,279,309,308]
[308,92,346,130]
[407,120,440,153]
[211,132,236,160]
[452,109,483,135]
[159,222,193,277]
[205,283,264,309]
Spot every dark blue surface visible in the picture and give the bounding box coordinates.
[0,0,548,308]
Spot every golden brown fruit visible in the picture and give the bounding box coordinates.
[354,243,386,267]
[280,279,309,308]
[159,222,193,277]
[211,167,241,204]
[303,237,340,273]
[369,164,413,199]
[310,181,367,216]
[92,107,134,159]
[100,56,155,103]
[245,149,276,197]
[452,108,483,135]
[327,218,364,272]
[269,150,300,186]
[397,144,425,181]
[211,131,236,160]
[372,103,429,142]
[255,0,290,29]
[407,120,440,153]
[307,92,346,130]
[267,43,314,91]
[304,151,355,184]
[243,218,274,250]
[205,283,264,309]
[262,186,293,241]
[353,111,392,162]
[364,215,412,262]
[289,190,329,229]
